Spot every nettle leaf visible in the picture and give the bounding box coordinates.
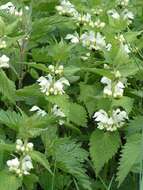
[0,142,15,152]
[0,70,16,103]
[19,114,56,138]
[117,134,142,187]
[48,95,87,127]
[127,116,143,134]
[0,170,22,190]
[68,103,87,127]
[53,137,91,190]
[90,130,121,174]
[0,110,23,131]
[30,151,52,174]
[112,96,134,113]
[79,83,99,116]
[47,95,70,115]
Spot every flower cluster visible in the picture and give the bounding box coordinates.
[107,8,134,24]
[117,0,129,7]
[115,34,131,54]
[37,65,70,96]
[51,105,66,125]
[7,139,34,177]
[0,55,10,68]
[16,139,33,153]
[55,0,77,16]
[0,39,6,49]
[93,108,128,131]
[0,2,23,16]
[30,105,47,117]
[66,31,111,51]
[101,75,125,98]
[48,65,64,75]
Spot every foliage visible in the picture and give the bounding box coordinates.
[0,0,142,189]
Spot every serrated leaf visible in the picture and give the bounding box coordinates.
[127,116,143,134]
[112,96,134,113]
[117,134,142,187]
[68,103,87,127]
[90,130,120,174]
[30,151,52,174]
[0,110,22,131]
[0,171,22,190]
[0,70,16,103]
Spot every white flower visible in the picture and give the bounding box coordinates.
[92,8,103,15]
[0,2,16,14]
[30,105,47,117]
[52,105,65,117]
[55,65,64,75]
[74,13,92,25]
[65,32,80,44]
[55,0,77,16]
[81,31,96,49]
[0,2,22,16]
[93,108,128,131]
[117,0,129,6]
[81,52,91,61]
[122,9,134,20]
[52,105,65,125]
[7,157,20,172]
[121,43,131,54]
[0,40,6,49]
[21,155,33,175]
[95,32,106,50]
[114,81,125,98]
[53,77,70,95]
[37,75,70,96]
[101,76,125,98]
[94,19,105,28]
[115,34,126,43]
[26,143,34,152]
[37,75,52,95]
[107,9,120,19]
[0,55,9,68]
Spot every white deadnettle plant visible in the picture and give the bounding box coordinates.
[55,0,77,16]
[73,12,92,26]
[115,34,131,54]
[7,139,34,177]
[94,19,106,29]
[51,105,66,125]
[65,32,80,44]
[66,31,112,51]
[101,75,125,98]
[30,106,47,117]
[117,0,129,7]
[107,8,134,24]
[0,40,6,49]
[0,54,10,68]
[37,65,70,96]
[0,2,23,16]
[93,108,128,131]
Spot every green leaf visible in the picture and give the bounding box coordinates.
[0,171,22,190]
[90,130,120,174]
[30,151,52,174]
[0,110,22,131]
[52,137,91,190]
[0,70,16,103]
[127,116,143,134]
[117,134,142,187]
[0,142,15,152]
[68,103,87,127]
[111,96,134,113]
